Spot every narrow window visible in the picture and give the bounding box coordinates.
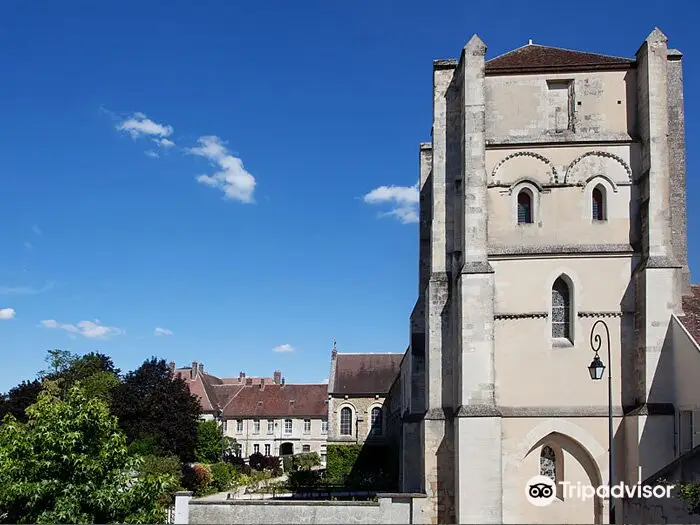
[302,444,311,453]
[592,186,605,221]
[340,407,352,436]
[370,407,383,436]
[253,444,259,454]
[267,420,274,434]
[253,419,260,434]
[284,419,292,434]
[304,419,311,433]
[236,419,243,433]
[517,190,533,224]
[540,445,557,481]
[552,277,571,340]
[264,444,271,456]
[321,419,328,434]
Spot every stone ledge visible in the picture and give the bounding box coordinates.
[191,499,380,506]
[488,243,634,256]
[494,312,547,320]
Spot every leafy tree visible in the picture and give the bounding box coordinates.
[0,379,43,423]
[0,384,174,523]
[111,357,201,462]
[196,420,224,463]
[676,482,700,515]
[1,351,120,424]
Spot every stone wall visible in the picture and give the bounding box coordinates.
[179,494,425,524]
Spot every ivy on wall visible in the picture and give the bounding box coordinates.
[326,444,398,490]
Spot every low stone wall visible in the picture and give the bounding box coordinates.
[622,446,700,524]
[177,492,424,524]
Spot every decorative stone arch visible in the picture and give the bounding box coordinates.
[564,151,633,185]
[546,270,581,347]
[511,180,542,226]
[336,402,356,437]
[491,151,559,185]
[502,419,606,524]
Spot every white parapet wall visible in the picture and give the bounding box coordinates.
[174,492,425,524]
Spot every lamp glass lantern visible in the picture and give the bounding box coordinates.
[588,355,605,380]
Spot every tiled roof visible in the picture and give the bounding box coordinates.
[486,44,634,73]
[680,285,700,343]
[221,384,328,418]
[330,353,403,395]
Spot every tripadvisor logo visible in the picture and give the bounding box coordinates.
[525,475,674,506]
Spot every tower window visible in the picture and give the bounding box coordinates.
[517,190,533,224]
[540,445,557,481]
[552,277,571,340]
[592,186,605,221]
[340,407,352,436]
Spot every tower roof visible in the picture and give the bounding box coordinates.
[486,43,634,74]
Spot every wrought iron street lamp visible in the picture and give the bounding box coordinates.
[588,319,615,524]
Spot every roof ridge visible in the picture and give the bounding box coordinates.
[487,42,634,65]
[337,352,404,355]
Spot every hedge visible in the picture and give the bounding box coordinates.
[325,444,398,490]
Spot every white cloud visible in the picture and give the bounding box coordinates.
[153,138,175,148]
[154,327,173,337]
[117,112,173,140]
[272,343,294,353]
[0,281,54,295]
[363,183,419,224]
[24,241,33,249]
[322,378,329,384]
[40,319,123,339]
[145,150,159,158]
[187,136,256,203]
[32,225,42,235]
[0,308,16,320]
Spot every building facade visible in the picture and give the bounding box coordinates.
[173,362,328,460]
[393,28,700,524]
[327,348,403,445]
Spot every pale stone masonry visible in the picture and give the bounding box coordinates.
[391,28,700,524]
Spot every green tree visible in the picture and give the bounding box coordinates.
[0,384,174,524]
[111,358,201,462]
[196,420,224,463]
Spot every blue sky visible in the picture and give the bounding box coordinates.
[0,1,697,391]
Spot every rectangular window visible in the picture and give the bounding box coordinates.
[304,419,311,433]
[680,410,693,455]
[321,419,328,434]
[547,80,572,132]
[265,444,271,456]
[267,420,274,434]
[253,444,259,454]
[236,419,243,433]
[302,444,311,453]
[284,419,292,434]
[321,454,327,464]
[253,419,260,434]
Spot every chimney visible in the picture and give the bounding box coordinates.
[198,363,204,375]
[260,378,265,390]
[274,370,281,384]
[281,377,286,386]
[246,377,253,385]
[331,339,337,359]
[192,361,198,379]
[240,371,245,379]
[168,361,176,373]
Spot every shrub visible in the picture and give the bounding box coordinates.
[287,469,322,490]
[282,455,292,473]
[139,454,182,480]
[248,452,266,471]
[127,435,161,457]
[182,463,213,496]
[210,462,235,492]
[326,444,398,490]
[293,452,321,470]
[267,456,283,476]
[225,454,252,475]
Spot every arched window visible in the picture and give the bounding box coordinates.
[370,407,382,436]
[517,190,533,224]
[340,407,352,436]
[552,277,571,340]
[540,445,557,481]
[592,186,605,221]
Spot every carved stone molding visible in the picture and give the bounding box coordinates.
[565,150,633,184]
[491,151,559,184]
[494,312,548,320]
[577,311,630,318]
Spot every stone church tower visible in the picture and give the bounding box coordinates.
[401,29,691,524]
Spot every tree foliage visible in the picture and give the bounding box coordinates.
[0,351,119,424]
[0,385,174,524]
[196,420,224,463]
[677,482,700,515]
[111,358,201,462]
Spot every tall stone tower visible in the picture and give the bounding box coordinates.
[403,29,690,524]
